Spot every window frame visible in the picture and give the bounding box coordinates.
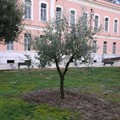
[24,33,31,51]
[56,7,62,20]
[24,0,33,20]
[104,17,110,32]
[25,0,31,19]
[81,12,88,30]
[92,40,97,53]
[103,41,107,54]
[94,14,100,31]
[7,42,14,51]
[39,2,48,22]
[113,19,118,33]
[112,42,116,54]
[69,8,77,26]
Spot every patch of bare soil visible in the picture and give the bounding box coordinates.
[23,89,120,120]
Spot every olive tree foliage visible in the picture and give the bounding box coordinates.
[0,0,23,43]
[35,12,101,99]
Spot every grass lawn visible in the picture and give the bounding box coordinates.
[0,67,120,120]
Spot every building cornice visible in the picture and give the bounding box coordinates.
[24,24,43,31]
[94,35,120,40]
[68,0,120,14]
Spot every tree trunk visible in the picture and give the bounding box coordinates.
[55,59,65,99]
[55,57,74,99]
[60,75,64,99]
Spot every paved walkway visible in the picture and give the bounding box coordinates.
[0,61,120,70]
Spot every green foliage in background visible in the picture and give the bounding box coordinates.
[0,0,23,43]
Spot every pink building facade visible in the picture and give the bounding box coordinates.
[0,0,120,68]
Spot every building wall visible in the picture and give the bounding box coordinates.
[0,0,120,69]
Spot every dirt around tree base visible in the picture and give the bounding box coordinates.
[23,89,120,120]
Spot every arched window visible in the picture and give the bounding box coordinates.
[70,10,75,25]
[41,3,47,22]
[114,19,118,33]
[94,15,99,31]
[25,0,31,19]
[81,12,88,30]
[56,7,62,20]
[104,17,109,32]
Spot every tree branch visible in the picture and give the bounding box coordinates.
[55,59,63,77]
[63,55,74,76]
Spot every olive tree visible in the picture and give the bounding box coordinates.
[35,12,101,99]
[0,0,23,43]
